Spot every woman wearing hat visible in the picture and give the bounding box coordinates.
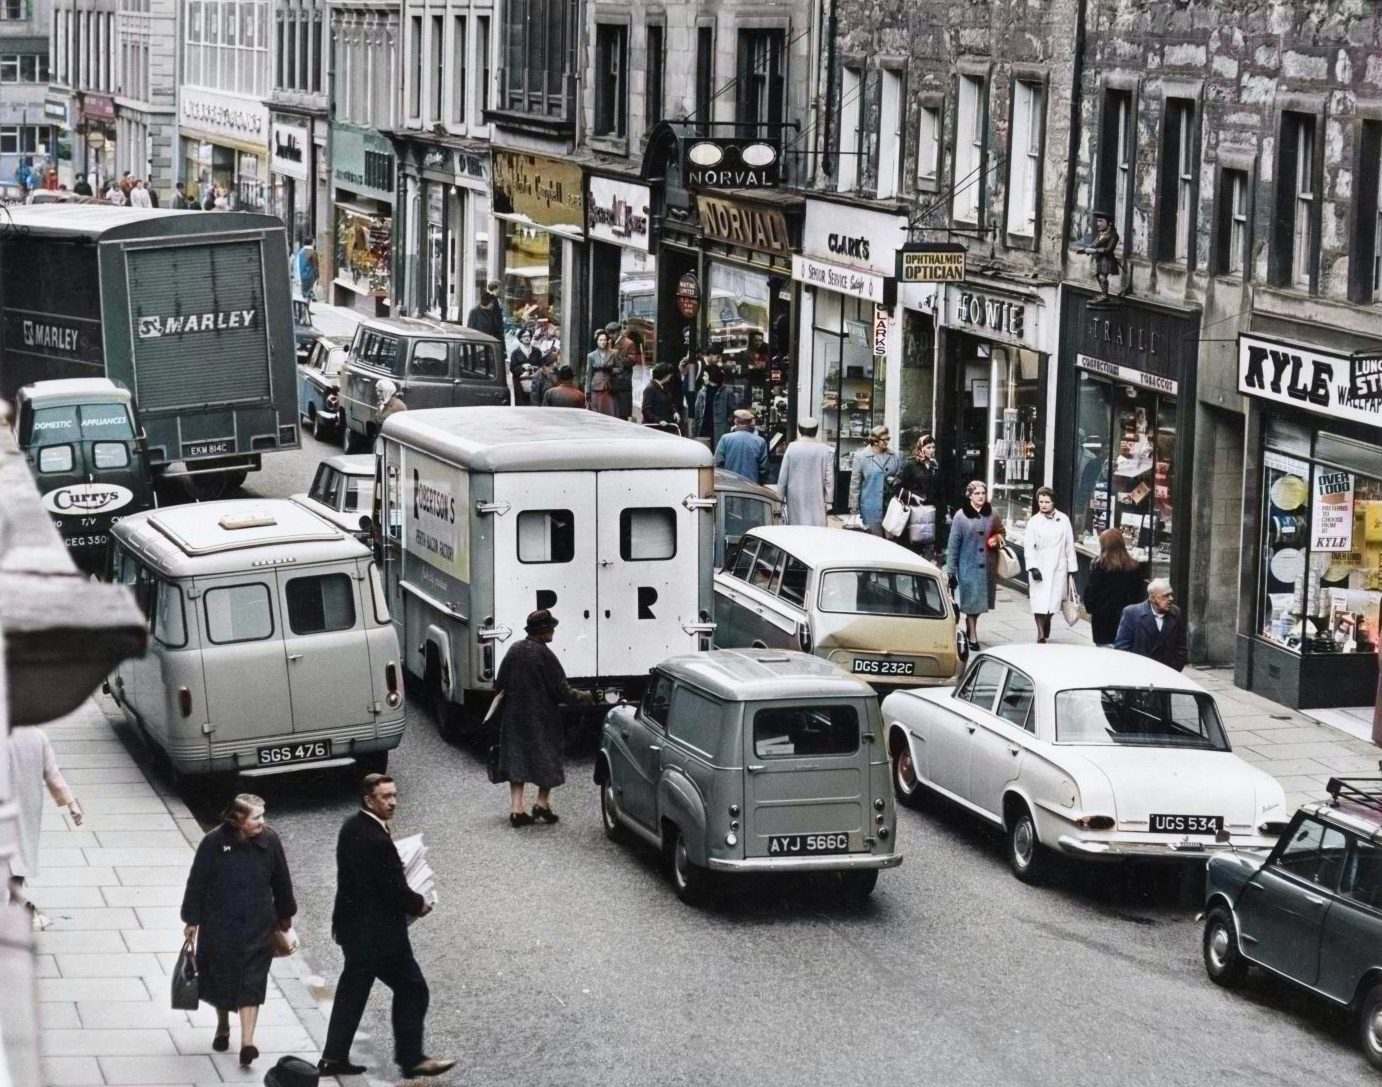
[493,610,593,827]
[848,425,901,535]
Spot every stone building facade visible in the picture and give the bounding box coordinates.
[3,0,55,187]
[113,0,175,195]
[269,0,331,260]
[46,0,114,187]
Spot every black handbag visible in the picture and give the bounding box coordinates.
[171,939,199,1010]
[485,692,506,785]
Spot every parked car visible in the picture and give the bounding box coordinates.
[338,317,507,453]
[713,468,782,568]
[882,644,1287,883]
[714,526,961,687]
[297,334,351,441]
[291,454,374,541]
[596,648,901,903]
[1202,776,1382,1069]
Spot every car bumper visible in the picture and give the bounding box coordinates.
[1055,834,1277,860]
[707,852,902,873]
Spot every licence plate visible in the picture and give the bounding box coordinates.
[767,833,852,856]
[852,658,915,676]
[1149,813,1222,834]
[256,740,332,766]
[184,440,232,458]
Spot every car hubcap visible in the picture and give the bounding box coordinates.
[1208,925,1229,969]
[896,752,916,792]
[1369,1008,1382,1054]
[1013,819,1034,866]
[675,839,689,887]
[602,784,617,828]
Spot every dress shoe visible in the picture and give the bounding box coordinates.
[400,1057,457,1078]
[532,804,559,824]
[509,811,535,827]
[318,1058,368,1076]
[211,1033,229,1052]
[239,1044,259,1067]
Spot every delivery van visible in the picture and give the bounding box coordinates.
[106,499,405,780]
[375,406,717,731]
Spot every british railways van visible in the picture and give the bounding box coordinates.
[376,406,717,729]
[107,499,405,779]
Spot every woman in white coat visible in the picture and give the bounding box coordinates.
[1023,486,1078,643]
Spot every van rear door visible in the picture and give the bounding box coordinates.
[197,577,295,755]
[742,699,870,860]
[491,471,598,680]
[453,341,510,407]
[277,565,374,733]
[595,469,703,677]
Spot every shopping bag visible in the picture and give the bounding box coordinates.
[1061,575,1082,627]
[841,514,868,532]
[882,497,909,538]
[906,504,936,545]
[271,925,300,958]
[171,939,199,1010]
[995,542,1021,579]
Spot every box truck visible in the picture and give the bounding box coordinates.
[0,205,300,496]
[376,407,717,730]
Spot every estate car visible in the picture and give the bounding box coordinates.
[713,468,782,568]
[596,649,901,904]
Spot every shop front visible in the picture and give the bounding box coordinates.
[269,114,313,243]
[179,88,269,209]
[936,278,1059,556]
[587,174,655,374]
[1052,287,1199,598]
[330,122,395,315]
[492,150,583,372]
[793,198,907,506]
[1235,332,1382,710]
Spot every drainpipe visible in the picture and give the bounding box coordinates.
[820,0,838,181]
[1061,0,1088,269]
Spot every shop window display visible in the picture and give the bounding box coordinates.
[989,348,1040,539]
[1072,371,1175,580]
[1259,451,1382,656]
[811,290,885,479]
[501,221,562,367]
[335,205,393,297]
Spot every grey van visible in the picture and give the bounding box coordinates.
[339,317,507,452]
[596,649,901,903]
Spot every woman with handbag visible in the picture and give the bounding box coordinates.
[945,480,1006,650]
[1022,486,1079,643]
[1082,528,1148,646]
[893,434,943,558]
[180,794,296,1068]
[848,426,902,535]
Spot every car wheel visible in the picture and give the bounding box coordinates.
[599,779,626,843]
[668,827,710,905]
[431,683,461,742]
[841,868,879,900]
[1202,906,1249,988]
[344,427,368,454]
[1006,803,1048,884]
[1359,982,1382,1069]
[224,470,248,492]
[892,740,924,809]
[355,751,388,776]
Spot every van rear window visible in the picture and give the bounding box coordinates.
[31,404,134,442]
[286,574,357,634]
[818,570,946,618]
[753,705,860,758]
[205,584,274,643]
[518,510,574,564]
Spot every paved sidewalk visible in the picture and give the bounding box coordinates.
[979,584,1381,810]
[24,700,341,1087]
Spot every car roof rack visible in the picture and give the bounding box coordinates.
[1326,775,1382,814]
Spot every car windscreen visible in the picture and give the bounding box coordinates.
[1054,688,1229,750]
[753,704,860,758]
[30,403,134,443]
[323,348,348,377]
[818,569,947,618]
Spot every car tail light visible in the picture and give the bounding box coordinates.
[1258,819,1289,836]
[177,687,193,718]
[326,392,340,409]
[1075,814,1115,830]
[797,621,812,653]
[384,661,402,707]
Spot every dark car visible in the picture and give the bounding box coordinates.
[1202,776,1382,1069]
[297,335,351,442]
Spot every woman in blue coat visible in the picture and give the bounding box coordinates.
[945,480,1006,650]
[848,426,902,534]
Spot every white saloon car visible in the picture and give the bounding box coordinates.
[291,454,375,541]
[882,645,1287,883]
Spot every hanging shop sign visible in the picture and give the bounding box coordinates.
[586,176,652,252]
[82,94,116,123]
[1075,354,1178,396]
[1238,334,1382,429]
[270,118,309,182]
[676,272,700,319]
[44,96,69,124]
[1348,353,1382,415]
[791,255,893,305]
[948,288,1034,348]
[872,305,889,358]
[683,137,781,190]
[696,195,792,254]
[492,151,584,231]
[1311,469,1354,552]
[331,123,395,204]
[897,242,966,284]
[180,88,268,146]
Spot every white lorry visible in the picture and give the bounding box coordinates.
[377,406,717,730]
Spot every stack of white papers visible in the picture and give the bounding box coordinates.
[394,833,438,922]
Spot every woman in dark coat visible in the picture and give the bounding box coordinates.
[944,480,1006,651]
[1082,527,1147,646]
[181,794,296,1068]
[509,329,543,404]
[494,610,592,827]
[894,433,944,559]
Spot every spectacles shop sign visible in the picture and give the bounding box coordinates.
[1238,334,1382,429]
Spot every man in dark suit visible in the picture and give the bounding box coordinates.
[1114,578,1189,672]
[318,775,454,1080]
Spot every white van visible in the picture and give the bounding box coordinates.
[107,499,405,779]
[376,406,716,730]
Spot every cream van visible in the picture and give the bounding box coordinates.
[106,499,405,779]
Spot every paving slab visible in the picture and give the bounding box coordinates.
[78,782,168,798]
[123,928,190,953]
[135,905,186,930]
[33,954,59,977]
[170,1024,315,1056]
[76,1002,196,1029]
[83,847,196,868]
[26,866,118,887]
[210,1051,324,1080]
[33,930,129,955]
[40,848,92,868]
[79,796,176,815]
[63,766,150,784]
[98,1054,221,1085]
[114,865,192,886]
[55,751,143,770]
[54,951,165,977]
[41,906,139,930]
[94,830,197,850]
[40,831,101,850]
[29,886,107,909]
[40,1056,104,1087]
[77,813,182,832]
[37,977,150,1003]
[103,883,185,907]
[42,1027,180,1057]
[39,1003,82,1028]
